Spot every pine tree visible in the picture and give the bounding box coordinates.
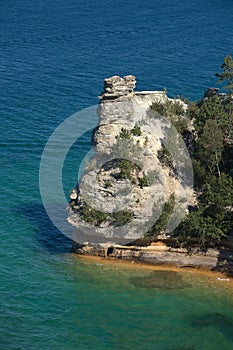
[216,54,233,96]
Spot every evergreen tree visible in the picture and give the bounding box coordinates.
[216,54,233,95]
[148,57,233,249]
[196,119,223,177]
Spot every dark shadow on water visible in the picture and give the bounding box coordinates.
[189,312,233,342]
[130,270,191,290]
[16,202,72,254]
[14,130,94,254]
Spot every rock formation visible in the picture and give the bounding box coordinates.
[71,241,233,276]
[67,76,194,245]
[99,75,136,100]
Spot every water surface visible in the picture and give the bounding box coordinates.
[1,0,233,348]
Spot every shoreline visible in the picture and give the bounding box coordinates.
[71,253,233,289]
[72,241,233,278]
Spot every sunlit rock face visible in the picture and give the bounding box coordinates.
[99,75,136,100]
[68,76,194,245]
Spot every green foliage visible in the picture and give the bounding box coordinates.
[150,99,188,137]
[151,99,184,118]
[174,211,226,249]
[138,172,148,188]
[176,173,233,247]
[131,123,142,136]
[175,95,233,247]
[216,54,233,95]
[222,144,233,176]
[172,118,189,134]
[116,124,142,139]
[151,101,167,115]
[180,175,233,248]
[192,91,232,178]
[192,159,207,188]
[112,129,143,164]
[157,144,174,169]
[146,194,176,236]
[80,203,109,226]
[117,160,149,188]
[200,174,233,226]
[196,119,223,177]
[111,210,134,226]
[170,57,233,248]
[80,202,134,227]
[117,127,132,139]
[186,101,200,120]
[171,100,185,116]
[175,171,233,249]
[195,95,225,131]
[117,159,136,180]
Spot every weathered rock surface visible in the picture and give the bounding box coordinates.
[99,75,136,100]
[71,242,233,276]
[68,75,194,244]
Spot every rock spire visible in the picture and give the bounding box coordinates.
[99,75,136,100]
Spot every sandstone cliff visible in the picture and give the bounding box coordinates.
[67,75,194,245]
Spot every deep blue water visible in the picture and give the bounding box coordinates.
[1,0,233,349]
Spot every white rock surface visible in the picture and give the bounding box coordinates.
[68,76,194,244]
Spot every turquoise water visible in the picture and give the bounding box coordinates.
[1,0,233,348]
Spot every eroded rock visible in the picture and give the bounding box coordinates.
[99,75,136,100]
[68,75,194,245]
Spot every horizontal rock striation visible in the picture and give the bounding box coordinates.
[72,242,233,276]
[99,75,136,100]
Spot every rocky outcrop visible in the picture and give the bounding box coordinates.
[99,75,136,100]
[71,242,233,276]
[68,75,194,245]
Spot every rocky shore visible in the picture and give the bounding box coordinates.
[71,241,233,277]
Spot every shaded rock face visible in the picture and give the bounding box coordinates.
[68,76,194,245]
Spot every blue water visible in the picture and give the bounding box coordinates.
[1,0,233,348]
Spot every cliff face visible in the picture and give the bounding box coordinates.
[68,76,194,245]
